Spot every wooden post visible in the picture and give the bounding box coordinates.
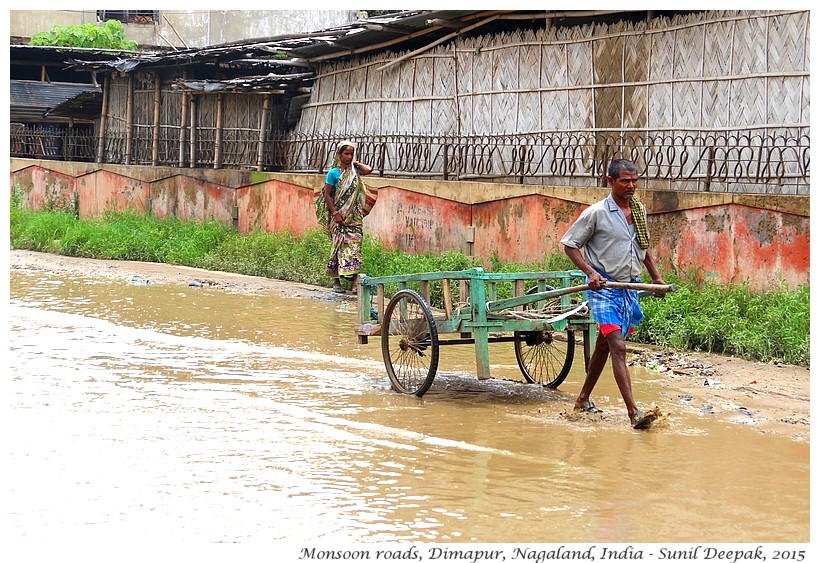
[125,74,134,165]
[257,94,271,171]
[377,284,385,323]
[95,73,109,163]
[442,278,452,320]
[514,279,525,311]
[179,90,188,167]
[470,277,492,380]
[189,96,197,168]
[419,281,430,305]
[214,93,223,169]
[152,71,161,166]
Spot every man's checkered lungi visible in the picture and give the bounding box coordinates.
[587,275,644,337]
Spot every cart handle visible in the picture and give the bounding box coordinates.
[485,282,677,313]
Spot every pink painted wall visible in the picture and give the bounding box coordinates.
[653,204,810,289]
[151,175,234,224]
[75,169,150,218]
[236,179,317,235]
[472,194,580,264]
[10,165,77,210]
[364,186,473,255]
[10,160,809,291]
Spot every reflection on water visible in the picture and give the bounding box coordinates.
[8,271,809,543]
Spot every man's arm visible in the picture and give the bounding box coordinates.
[643,251,664,284]
[643,251,666,296]
[564,245,605,290]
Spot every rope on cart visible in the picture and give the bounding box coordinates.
[488,301,589,323]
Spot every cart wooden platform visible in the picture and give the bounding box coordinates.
[354,267,674,397]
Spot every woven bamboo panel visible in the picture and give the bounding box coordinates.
[648,25,675,83]
[768,12,807,71]
[647,84,673,128]
[332,67,351,101]
[673,26,703,79]
[594,34,622,86]
[378,61,401,134]
[411,56,434,133]
[564,41,590,88]
[498,44,520,134]
[470,49,493,135]
[432,55,456,135]
[734,17,769,75]
[595,85,622,131]
[703,20,734,78]
[133,89,155,127]
[392,59,413,133]
[702,80,730,129]
[732,78,767,126]
[540,90,565,131]
[455,50,473,136]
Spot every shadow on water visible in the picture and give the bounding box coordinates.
[8,271,810,543]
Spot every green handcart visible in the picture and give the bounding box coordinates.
[354,267,674,397]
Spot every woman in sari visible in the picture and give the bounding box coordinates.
[323,141,374,293]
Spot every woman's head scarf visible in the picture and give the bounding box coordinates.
[332,140,356,168]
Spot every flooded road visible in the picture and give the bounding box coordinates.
[8,270,809,545]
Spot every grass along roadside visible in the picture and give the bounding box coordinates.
[9,203,809,368]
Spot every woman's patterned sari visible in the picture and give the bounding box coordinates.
[326,164,367,278]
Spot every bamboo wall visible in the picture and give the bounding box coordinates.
[88,10,809,194]
[294,10,810,192]
[100,72,286,169]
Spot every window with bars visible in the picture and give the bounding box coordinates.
[97,11,158,24]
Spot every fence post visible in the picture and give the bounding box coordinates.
[96,73,109,164]
[214,93,223,169]
[704,146,714,192]
[179,90,188,167]
[125,74,134,165]
[152,71,161,166]
[257,94,271,171]
[189,96,197,168]
[443,143,449,181]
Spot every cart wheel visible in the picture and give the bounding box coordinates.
[513,284,576,387]
[381,289,439,396]
[514,329,575,388]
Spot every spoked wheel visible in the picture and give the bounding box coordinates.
[381,289,439,396]
[514,329,575,388]
[513,284,574,388]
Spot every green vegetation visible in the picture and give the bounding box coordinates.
[29,19,138,50]
[9,199,809,367]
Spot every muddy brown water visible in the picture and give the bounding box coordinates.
[8,270,809,544]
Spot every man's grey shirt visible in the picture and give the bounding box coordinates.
[560,194,647,282]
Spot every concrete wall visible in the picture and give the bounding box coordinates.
[10,10,353,48]
[10,158,809,291]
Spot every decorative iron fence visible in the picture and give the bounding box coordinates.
[11,126,810,195]
[269,131,810,195]
[10,125,96,162]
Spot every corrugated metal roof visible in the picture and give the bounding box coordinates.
[10,80,101,122]
[61,10,495,74]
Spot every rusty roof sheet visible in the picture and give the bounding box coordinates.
[10,80,101,122]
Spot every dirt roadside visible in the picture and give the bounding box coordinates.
[9,249,810,441]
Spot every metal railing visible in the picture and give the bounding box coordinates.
[11,126,810,194]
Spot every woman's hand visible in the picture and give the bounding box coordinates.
[332,211,343,224]
[354,161,373,175]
